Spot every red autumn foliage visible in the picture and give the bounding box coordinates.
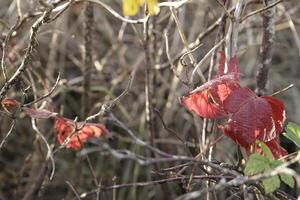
[181,52,241,118]
[263,137,288,159]
[180,90,226,119]
[1,98,111,150]
[1,98,20,113]
[54,117,112,150]
[181,52,287,159]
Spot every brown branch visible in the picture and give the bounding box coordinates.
[81,2,94,118]
[23,73,61,107]
[256,0,276,95]
[143,17,156,153]
[241,0,282,22]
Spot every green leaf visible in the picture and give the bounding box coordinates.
[245,153,269,176]
[283,122,300,148]
[270,159,283,169]
[257,141,273,160]
[280,173,295,188]
[263,175,280,194]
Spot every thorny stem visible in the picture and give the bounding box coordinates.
[81,4,101,191]
[143,17,156,151]
[82,2,94,117]
[256,0,276,96]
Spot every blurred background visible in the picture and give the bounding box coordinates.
[0,0,299,199]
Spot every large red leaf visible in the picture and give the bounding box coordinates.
[54,117,111,150]
[223,88,276,145]
[180,90,226,119]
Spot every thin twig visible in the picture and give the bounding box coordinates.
[24,73,61,106]
[164,32,189,86]
[170,7,206,83]
[66,181,82,200]
[0,8,54,100]
[85,76,132,122]
[191,38,225,83]
[241,0,282,22]
[76,175,232,199]
[1,17,21,81]
[75,0,147,24]
[278,4,300,56]
[0,120,16,149]
[271,84,294,96]
[31,118,56,180]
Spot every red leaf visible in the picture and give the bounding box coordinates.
[218,51,240,80]
[182,52,242,119]
[264,137,288,159]
[223,87,255,113]
[1,98,20,113]
[223,88,276,145]
[54,117,111,150]
[210,81,241,106]
[262,96,286,134]
[219,119,254,148]
[180,90,226,119]
[191,74,239,94]
[180,52,287,159]
[23,107,58,119]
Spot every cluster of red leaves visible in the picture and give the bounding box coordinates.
[181,52,287,159]
[55,117,111,149]
[1,98,111,150]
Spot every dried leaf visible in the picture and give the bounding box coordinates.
[23,107,58,119]
[54,117,111,150]
[1,98,20,113]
